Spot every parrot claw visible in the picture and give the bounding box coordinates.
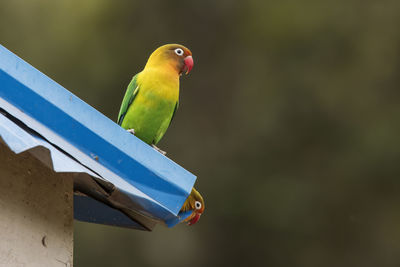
[127,129,135,135]
[152,145,167,155]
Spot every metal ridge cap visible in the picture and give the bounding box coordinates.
[0,44,195,190]
[0,45,196,214]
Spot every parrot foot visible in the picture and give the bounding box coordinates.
[152,145,167,155]
[127,129,135,135]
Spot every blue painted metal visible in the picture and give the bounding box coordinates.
[0,112,100,176]
[0,44,196,226]
[74,195,147,230]
[0,100,185,228]
[165,210,192,227]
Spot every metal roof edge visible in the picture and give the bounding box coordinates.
[0,44,197,215]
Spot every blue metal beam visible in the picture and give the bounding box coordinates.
[74,195,149,230]
[0,44,196,219]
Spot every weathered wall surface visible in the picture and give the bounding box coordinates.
[0,143,73,267]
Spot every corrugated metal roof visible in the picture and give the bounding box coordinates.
[0,44,194,230]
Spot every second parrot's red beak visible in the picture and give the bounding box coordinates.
[183,56,193,74]
[188,212,201,226]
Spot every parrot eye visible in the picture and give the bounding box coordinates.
[174,48,184,56]
[195,201,202,210]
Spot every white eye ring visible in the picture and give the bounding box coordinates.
[195,201,202,210]
[174,48,184,56]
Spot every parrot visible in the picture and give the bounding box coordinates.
[181,187,205,225]
[117,44,204,225]
[117,44,194,154]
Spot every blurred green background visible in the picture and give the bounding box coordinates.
[2,0,400,266]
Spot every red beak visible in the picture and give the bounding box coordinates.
[183,56,194,74]
[188,212,201,225]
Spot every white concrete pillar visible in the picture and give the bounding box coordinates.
[0,143,73,266]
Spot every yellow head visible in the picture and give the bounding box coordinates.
[182,187,205,225]
[144,44,194,75]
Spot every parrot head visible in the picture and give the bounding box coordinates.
[181,187,205,226]
[144,44,194,76]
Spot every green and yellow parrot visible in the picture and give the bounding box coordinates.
[117,44,204,225]
[180,187,205,225]
[117,44,193,153]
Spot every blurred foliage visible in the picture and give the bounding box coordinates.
[2,0,400,266]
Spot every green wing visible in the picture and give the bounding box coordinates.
[169,101,179,127]
[117,74,139,125]
[153,101,179,145]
